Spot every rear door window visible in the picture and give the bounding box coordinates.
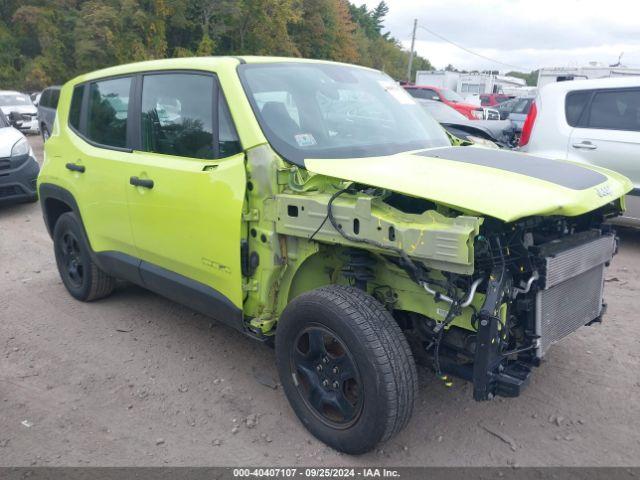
[586,89,640,131]
[87,77,131,148]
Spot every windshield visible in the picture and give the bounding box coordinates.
[0,93,33,107]
[238,63,450,166]
[440,88,464,103]
[0,110,8,127]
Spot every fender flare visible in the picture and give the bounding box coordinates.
[39,183,85,239]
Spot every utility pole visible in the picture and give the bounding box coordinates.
[406,18,417,83]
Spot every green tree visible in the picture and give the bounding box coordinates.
[0,0,433,89]
[294,0,357,62]
[235,0,301,56]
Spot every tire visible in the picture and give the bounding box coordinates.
[275,285,417,454]
[53,212,115,301]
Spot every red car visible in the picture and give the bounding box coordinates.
[403,85,484,120]
[480,93,514,107]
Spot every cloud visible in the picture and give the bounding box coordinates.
[360,0,640,71]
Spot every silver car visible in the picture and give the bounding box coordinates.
[37,86,61,141]
[0,91,39,134]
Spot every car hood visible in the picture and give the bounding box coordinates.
[304,146,633,223]
[0,105,37,115]
[0,126,25,157]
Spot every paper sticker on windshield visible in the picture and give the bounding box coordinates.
[295,133,317,147]
[378,80,416,105]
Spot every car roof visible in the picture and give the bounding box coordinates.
[541,76,640,94]
[0,90,24,95]
[68,56,378,85]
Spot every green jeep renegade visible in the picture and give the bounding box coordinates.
[38,56,632,454]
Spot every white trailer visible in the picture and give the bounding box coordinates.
[415,70,459,90]
[537,64,640,89]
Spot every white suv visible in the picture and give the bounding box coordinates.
[520,77,640,226]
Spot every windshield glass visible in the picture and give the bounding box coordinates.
[0,110,8,127]
[440,88,464,103]
[239,63,450,165]
[0,93,33,107]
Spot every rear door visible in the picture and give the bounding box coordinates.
[65,77,138,259]
[567,87,640,220]
[125,71,246,311]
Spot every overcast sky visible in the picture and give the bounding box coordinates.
[362,0,640,72]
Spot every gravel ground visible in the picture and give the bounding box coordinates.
[1,136,639,467]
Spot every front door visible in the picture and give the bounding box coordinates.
[125,72,246,311]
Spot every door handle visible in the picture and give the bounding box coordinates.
[130,176,154,189]
[65,162,85,173]
[572,141,597,150]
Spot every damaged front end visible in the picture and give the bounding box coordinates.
[262,175,623,402]
[243,142,630,402]
[429,213,619,401]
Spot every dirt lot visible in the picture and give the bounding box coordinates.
[1,135,639,467]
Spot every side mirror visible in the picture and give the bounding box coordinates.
[8,111,23,129]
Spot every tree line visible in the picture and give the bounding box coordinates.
[0,0,433,91]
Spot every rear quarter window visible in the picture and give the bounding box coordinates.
[565,90,591,127]
[40,90,50,108]
[50,89,60,109]
[69,85,84,131]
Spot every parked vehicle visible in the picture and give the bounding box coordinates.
[495,98,519,120]
[40,57,631,454]
[403,85,484,120]
[483,107,501,120]
[0,110,39,205]
[418,99,516,147]
[30,92,41,105]
[0,91,39,134]
[519,78,640,226]
[37,86,61,141]
[480,93,514,106]
[507,96,535,131]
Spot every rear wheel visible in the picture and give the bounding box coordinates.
[276,285,417,454]
[53,212,115,301]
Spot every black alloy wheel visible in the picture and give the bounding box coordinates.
[291,325,363,428]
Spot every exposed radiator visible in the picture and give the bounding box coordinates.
[535,235,615,357]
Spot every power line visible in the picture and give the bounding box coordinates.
[415,24,528,71]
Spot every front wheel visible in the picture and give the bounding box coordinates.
[275,285,417,454]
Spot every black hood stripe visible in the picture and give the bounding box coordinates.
[415,147,607,190]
